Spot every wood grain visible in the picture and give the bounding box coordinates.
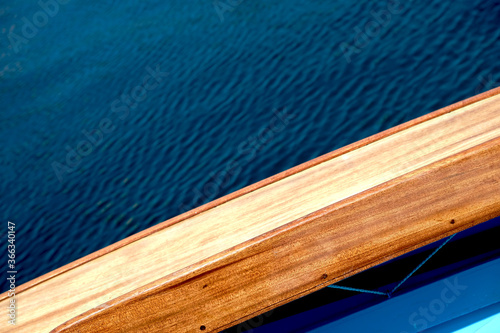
[1,88,500,332]
[54,136,500,333]
[7,87,500,298]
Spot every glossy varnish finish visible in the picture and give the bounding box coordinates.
[1,88,500,332]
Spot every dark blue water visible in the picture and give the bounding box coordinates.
[1,0,499,292]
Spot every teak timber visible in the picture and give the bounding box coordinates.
[1,88,500,333]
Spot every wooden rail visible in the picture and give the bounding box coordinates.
[2,88,500,332]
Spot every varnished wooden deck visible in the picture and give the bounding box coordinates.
[2,88,500,332]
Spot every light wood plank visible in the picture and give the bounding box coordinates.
[2,90,500,332]
[56,130,500,332]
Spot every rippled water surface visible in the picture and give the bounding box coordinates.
[1,0,499,291]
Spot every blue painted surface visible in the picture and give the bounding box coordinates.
[427,302,500,332]
[1,0,500,291]
[281,258,500,332]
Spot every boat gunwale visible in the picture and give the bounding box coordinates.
[3,86,500,302]
[53,129,500,333]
